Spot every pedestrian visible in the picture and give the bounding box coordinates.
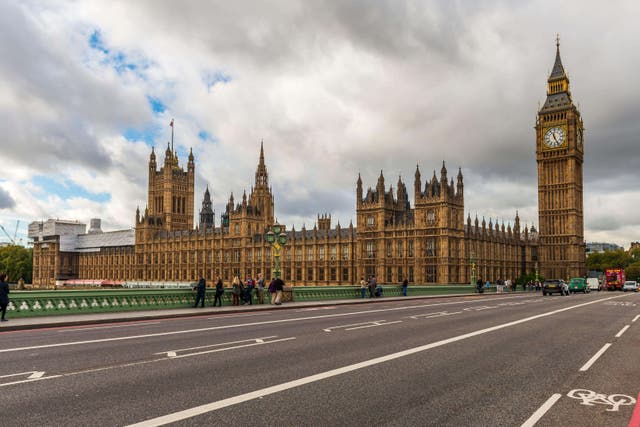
[238,277,245,305]
[369,275,377,298]
[360,277,367,299]
[369,274,382,297]
[256,274,265,304]
[193,275,206,308]
[402,278,408,296]
[268,278,277,304]
[274,276,285,305]
[245,277,254,305]
[232,276,242,306]
[214,276,224,307]
[496,278,503,293]
[0,273,9,322]
[476,278,483,293]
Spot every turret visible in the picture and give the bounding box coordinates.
[429,170,438,197]
[456,167,464,197]
[440,161,448,197]
[164,142,172,167]
[188,147,195,173]
[414,164,421,200]
[149,147,156,169]
[377,170,385,202]
[356,173,363,207]
[199,185,214,229]
[228,193,235,211]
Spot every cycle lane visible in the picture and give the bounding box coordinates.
[523,295,640,426]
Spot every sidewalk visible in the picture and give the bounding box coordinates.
[0,292,497,332]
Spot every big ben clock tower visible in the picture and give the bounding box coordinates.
[536,37,586,280]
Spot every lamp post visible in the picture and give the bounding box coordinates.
[535,261,539,283]
[470,251,477,286]
[265,223,288,278]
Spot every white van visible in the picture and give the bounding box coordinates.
[586,278,600,291]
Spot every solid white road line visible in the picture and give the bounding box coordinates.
[60,322,161,332]
[579,343,612,372]
[0,296,534,354]
[520,393,562,427]
[126,296,624,427]
[633,314,640,323]
[615,325,630,338]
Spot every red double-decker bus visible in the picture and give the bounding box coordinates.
[605,268,625,291]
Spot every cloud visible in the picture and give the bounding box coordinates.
[0,0,639,248]
[0,187,16,209]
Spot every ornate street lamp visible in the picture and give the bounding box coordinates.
[265,223,288,278]
[470,251,477,286]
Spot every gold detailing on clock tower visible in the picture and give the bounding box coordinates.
[536,37,586,280]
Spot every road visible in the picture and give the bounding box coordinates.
[1,292,639,426]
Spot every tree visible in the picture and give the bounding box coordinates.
[587,250,629,272]
[625,263,640,282]
[0,245,33,283]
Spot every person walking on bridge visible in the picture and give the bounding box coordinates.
[274,276,284,305]
[193,275,206,308]
[214,276,224,307]
[0,273,9,321]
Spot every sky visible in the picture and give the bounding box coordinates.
[0,0,639,248]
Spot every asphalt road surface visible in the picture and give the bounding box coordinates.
[1,292,639,426]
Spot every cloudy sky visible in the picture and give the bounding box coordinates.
[0,0,639,247]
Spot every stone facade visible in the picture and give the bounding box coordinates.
[30,43,588,287]
[535,40,586,279]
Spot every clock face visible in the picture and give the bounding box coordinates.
[544,127,566,148]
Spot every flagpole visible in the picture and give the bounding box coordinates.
[171,118,174,153]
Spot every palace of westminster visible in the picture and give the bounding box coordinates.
[29,42,586,287]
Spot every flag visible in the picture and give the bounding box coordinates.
[169,119,174,127]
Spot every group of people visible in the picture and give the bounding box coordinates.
[194,273,285,308]
[359,275,385,298]
[476,277,542,293]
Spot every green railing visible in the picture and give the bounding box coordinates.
[292,285,477,301]
[4,289,233,318]
[4,284,494,318]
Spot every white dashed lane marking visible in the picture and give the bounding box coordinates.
[579,343,612,372]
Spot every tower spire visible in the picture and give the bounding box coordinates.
[254,139,268,188]
[549,35,566,80]
[259,139,265,165]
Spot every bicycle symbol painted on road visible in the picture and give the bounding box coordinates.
[567,389,636,412]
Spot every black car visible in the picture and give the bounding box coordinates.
[543,279,569,296]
